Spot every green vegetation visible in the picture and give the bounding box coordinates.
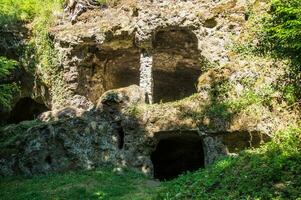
[203,77,272,122]
[0,0,63,68]
[0,0,38,25]
[0,168,160,200]
[0,57,19,109]
[0,0,67,108]
[232,0,301,106]
[262,0,301,104]
[157,126,301,200]
[0,0,63,23]
[261,0,301,103]
[264,0,301,58]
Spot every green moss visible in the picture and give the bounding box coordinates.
[0,120,42,146]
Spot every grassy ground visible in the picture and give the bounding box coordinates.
[0,168,160,200]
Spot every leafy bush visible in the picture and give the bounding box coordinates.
[0,0,42,26]
[0,57,16,76]
[264,0,301,58]
[261,0,301,105]
[0,57,19,109]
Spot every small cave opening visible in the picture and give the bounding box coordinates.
[8,97,48,124]
[151,131,205,181]
[117,126,125,149]
[45,155,52,165]
[113,121,125,150]
[152,28,202,103]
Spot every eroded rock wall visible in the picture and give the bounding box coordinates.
[0,85,272,177]
[1,0,298,178]
[49,0,248,109]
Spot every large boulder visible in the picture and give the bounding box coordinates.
[97,85,146,110]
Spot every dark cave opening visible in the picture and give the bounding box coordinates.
[45,155,52,165]
[78,46,140,103]
[153,28,202,103]
[103,48,140,91]
[8,97,48,124]
[151,131,205,181]
[117,126,125,149]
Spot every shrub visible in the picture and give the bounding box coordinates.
[264,0,301,58]
[261,0,301,105]
[0,57,19,109]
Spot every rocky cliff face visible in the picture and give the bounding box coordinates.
[0,0,298,178]
[49,0,247,109]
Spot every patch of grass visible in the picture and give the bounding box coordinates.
[0,168,160,200]
[157,125,301,200]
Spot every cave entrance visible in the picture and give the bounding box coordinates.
[103,48,140,91]
[77,46,140,103]
[151,131,205,181]
[8,97,48,124]
[153,28,202,103]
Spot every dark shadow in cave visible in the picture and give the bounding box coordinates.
[153,28,202,103]
[102,48,140,91]
[8,97,48,124]
[116,122,125,150]
[151,130,205,181]
[77,46,140,103]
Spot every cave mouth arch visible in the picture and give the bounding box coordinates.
[8,97,48,124]
[152,28,202,103]
[151,130,205,181]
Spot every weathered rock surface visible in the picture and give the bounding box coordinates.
[97,84,145,109]
[0,0,299,178]
[0,83,280,177]
[49,0,248,109]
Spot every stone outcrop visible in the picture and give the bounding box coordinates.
[0,84,274,177]
[49,0,247,109]
[0,0,299,179]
